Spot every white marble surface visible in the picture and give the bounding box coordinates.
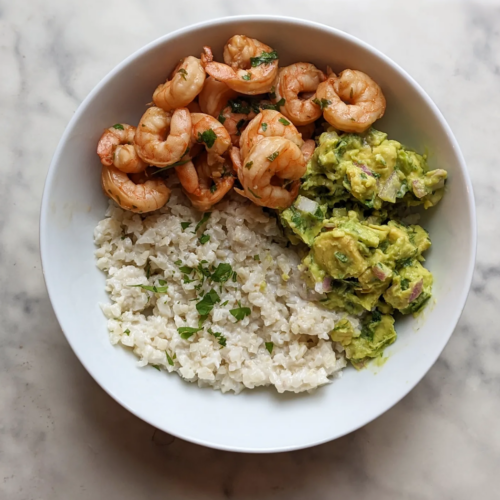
[1,0,499,498]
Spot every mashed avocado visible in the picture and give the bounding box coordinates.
[280,127,446,367]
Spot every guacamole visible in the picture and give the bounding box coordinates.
[280,127,446,367]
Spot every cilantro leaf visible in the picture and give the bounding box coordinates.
[267,151,279,162]
[232,271,238,282]
[130,284,168,293]
[181,221,191,230]
[278,117,290,126]
[248,188,261,199]
[242,73,251,81]
[334,252,349,264]
[199,234,210,244]
[250,50,279,67]
[265,342,274,354]
[230,305,251,322]
[194,212,211,232]
[177,326,202,339]
[208,328,227,347]
[112,124,124,130]
[197,129,217,149]
[166,351,174,366]
[261,123,268,131]
[158,279,167,286]
[178,266,193,274]
[228,99,251,114]
[178,68,188,80]
[269,86,276,99]
[124,329,130,335]
[210,184,217,193]
[151,364,161,371]
[211,263,233,283]
[253,255,260,261]
[174,260,182,266]
[245,161,253,170]
[312,98,331,110]
[196,289,221,316]
[218,112,226,124]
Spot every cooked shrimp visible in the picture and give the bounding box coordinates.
[153,56,206,111]
[316,69,386,133]
[273,63,326,126]
[199,77,238,117]
[202,36,278,95]
[235,136,306,209]
[191,112,231,165]
[239,109,304,160]
[187,100,202,113]
[97,124,146,174]
[218,99,257,146]
[301,139,316,163]
[134,107,191,167]
[101,164,170,213]
[176,153,234,211]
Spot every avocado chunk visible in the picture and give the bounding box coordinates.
[330,318,355,344]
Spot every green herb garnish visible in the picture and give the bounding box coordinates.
[197,129,217,149]
[179,266,193,274]
[152,364,161,371]
[261,123,268,131]
[229,303,251,322]
[253,255,260,261]
[267,151,279,162]
[177,326,202,339]
[194,212,211,232]
[232,271,238,282]
[248,188,261,199]
[196,289,221,316]
[199,234,210,245]
[208,328,227,347]
[124,329,130,335]
[112,124,124,130]
[166,351,174,366]
[269,86,276,99]
[334,252,349,264]
[210,184,217,193]
[400,278,410,291]
[211,263,233,283]
[265,342,274,354]
[174,259,182,266]
[242,73,251,81]
[312,98,331,110]
[245,161,253,170]
[178,68,188,80]
[218,112,226,124]
[228,99,251,115]
[250,50,279,67]
[236,118,246,135]
[221,300,229,306]
[181,221,191,231]
[278,117,290,126]
[130,284,168,293]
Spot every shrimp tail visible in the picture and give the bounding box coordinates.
[201,46,214,67]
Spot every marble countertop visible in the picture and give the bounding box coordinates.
[1,0,499,498]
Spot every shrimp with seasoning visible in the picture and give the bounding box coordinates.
[236,136,306,209]
[153,56,206,111]
[239,109,304,160]
[176,153,234,211]
[97,124,146,174]
[134,107,191,167]
[273,63,326,126]
[191,112,231,165]
[316,69,386,133]
[301,139,316,163]
[101,164,170,213]
[218,98,258,146]
[202,36,278,95]
[198,76,238,117]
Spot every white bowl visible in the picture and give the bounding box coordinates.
[40,16,476,453]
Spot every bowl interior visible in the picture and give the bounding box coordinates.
[40,17,475,452]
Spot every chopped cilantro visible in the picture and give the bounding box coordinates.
[178,68,188,80]
[210,184,217,193]
[278,117,290,126]
[245,161,253,170]
[208,328,227,347]
[179,265,193,274]
[145,261,151,279]
[158,279,167,286]
[265,342,274,354]
[236,118,246,135]
[232,271,238,282]
[197,129,217,149]
[248,188,261,199]
[242,73,252,80]
[253,255,260,261]
[196,289,221,316]
[229,304,251,322]
[261,122,268,131]
[124,329,130,336]
[312,98,331,110]
[400,278,410,291]
[174,259,182,266]
[199,234,210,244]
[165,351,174,366]
[267,151,279,162]
[218,112,226,124]
[228,99,251,114]
[221,300,229,306]
[269,86,276,99]
[112,124,124,130]
[130,284,168,293]
[194,212,211,232]
[396,257,414,269]
[250,50,279,67]
[151,364,161,371]
[334,252,349,264]
[177,326,202,339]
[211,263,233,283]
[180,221,191,230]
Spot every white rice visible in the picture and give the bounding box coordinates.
[94,184,358,394]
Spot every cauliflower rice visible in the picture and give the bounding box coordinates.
[94,184,358,393]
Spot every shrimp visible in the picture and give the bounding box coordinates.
[316,69,386,133]
[239,109,304,160]
[191,112,231,165]
[97,124,146,174]
[176,153,234,211]
[202,36,278,95]
[218,99,257,146]
[187,100,202,113]
[301,139,316,163]
[134,107,191,167]
[273,63,326,126]
[153,56,206,111]
[101,164,170,213]
[235,136,306,209]
[198,76,238,117]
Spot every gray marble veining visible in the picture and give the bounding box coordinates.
[1,0,499,498]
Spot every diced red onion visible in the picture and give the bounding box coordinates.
[379,171,402,203]
[372,265,389,281]
[359,163,374,177]
[412,179,427,199]
[409,279,423,302]
[322,277,333,292]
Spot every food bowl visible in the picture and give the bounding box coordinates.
[40,16,476,452]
